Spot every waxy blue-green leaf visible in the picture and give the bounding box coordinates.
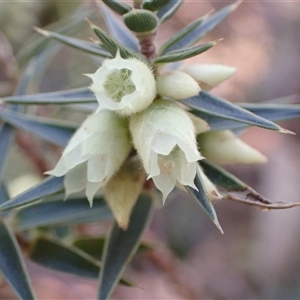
[0,109,75,147]
[159,14,208,55]
[0,220,36,299]
[0,176,64,211]
[89,21,143,60]
[17,4,95,66]
[34,28,112,58]
[185,166,223,233]
[30,237,101,279]
[99,3,139,51]
[15,196,112,230]
[200,160,246,191]
[98,194,153,300]
[183,91,284,132]
[157,0,183,23]
[164,1,241,53]
[1,87,96,105]
[102,0,131,15]
[153,41,216,63]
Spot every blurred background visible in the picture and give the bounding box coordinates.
[1,1,300,299]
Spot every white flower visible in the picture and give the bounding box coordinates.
[86,50,156,116]
[45,111,131,205]
[156,70,200,100]
[130,99,203,201]
[180,64,236,90]
[197,130,267,165]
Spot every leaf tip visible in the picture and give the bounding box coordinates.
[279,127,295,135]
[34,27,50,37]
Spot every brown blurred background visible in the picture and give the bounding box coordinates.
[1,1,300,299]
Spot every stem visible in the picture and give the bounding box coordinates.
[139,33,157,61]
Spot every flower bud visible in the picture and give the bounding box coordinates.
[188,113,210,134]
[123,9,159,36]
[45,111,132,206]
[156,70,200,100]
[104,159,146,230]
[180,64,236,90]
[86,50,156,115]
[130,99,203,201]
[197,130,267,165]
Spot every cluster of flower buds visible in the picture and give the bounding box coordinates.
[46,50,265,229]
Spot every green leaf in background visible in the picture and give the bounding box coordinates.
[0,176,64,212]
[163,1,241,53]
[0,109,75,147]
[153,41,217,63]
[157,0,183,23]
[183,91,286,132]
[0,220,36,299]
[185,166,223,233]
[15,196,112,230]
[101,0,131,15]
[34,28,112,58]
[89,21,143,60]
[0,184,9,206]
[98,194,153,300]
[200,160,246,191]
[1,87,96,105]
[142,0,172,12]
[159,13,208,55]
[30,236,101,279]
[99,3,139,52]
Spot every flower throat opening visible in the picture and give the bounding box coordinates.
[104,68,136,102]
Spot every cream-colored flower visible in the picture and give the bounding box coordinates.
[180,64,236,90]
[130,99,203,201]
[45,111,131,205]
[156,70,200,100]
[197,130,267,165]
[86,51,156,115]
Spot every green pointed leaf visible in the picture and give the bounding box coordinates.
[183,91,284,132]
[0,176,64,212]
[98,194,153,300]
[30,236,101,279]
[157,0,183,23]
[164,1,241,53]
[1,87,96,105]
[102,0,131,15]
[0,220,36,299]
[185,166,223,233]
[200,160,246,191]
[35,28,112,58]
[142,0,171,12]
[89,21,143,60]
[99,4,139,51]
[240,103,300,122]
[153,41,216,64]
[159,14,208,55]
[0,109,75,147]
[15,196,112,230]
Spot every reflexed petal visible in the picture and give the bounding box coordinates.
[64,163,87,197]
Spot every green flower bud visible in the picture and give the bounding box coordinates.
[156,70,200,100]
[123,9,159,36]
[197,130,267,166]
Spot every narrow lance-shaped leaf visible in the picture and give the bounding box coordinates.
[0,176,64,212]
[102,0,131,15]
[15,196,112,230]
[159,13,209,55]
[0,220,36,299]
[98,194,153,300]
[34,28,112,58]
[183,91,287,132]
[0,109,75,147]
[99,3,139,51]
[185,165,223,233]
[157,0,183,23]
[88,21,143,61]
[164,1,241,53]
[1,87,96,105]
[153,41,217,64]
